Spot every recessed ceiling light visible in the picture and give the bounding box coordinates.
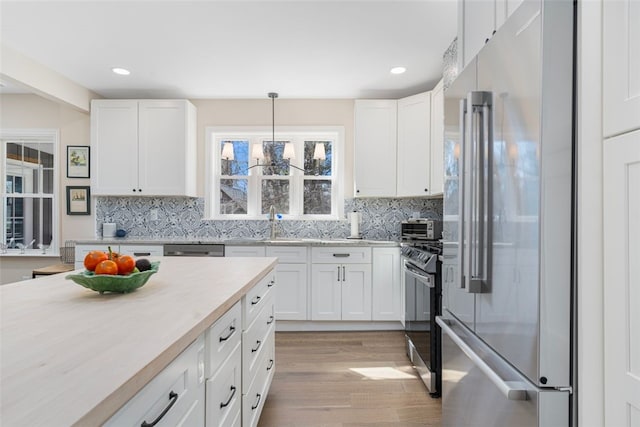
[111,67,131,76]
[390,66,407,75]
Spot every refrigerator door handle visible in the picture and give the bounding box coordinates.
[465,91,493,293]
[458,98,467,289]
[437,316,528,401]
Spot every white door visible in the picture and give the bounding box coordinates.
[341,264,372,321]
[603,129,640,427]
[372,247,401,321]
[274,263,308,321]
[311,264,341,320]
[397,92,431,197]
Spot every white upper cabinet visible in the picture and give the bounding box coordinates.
[603,0,640,137]
[397,92,432,197]
[91,99,197,197]
[458,0,524,68]
[354,100,398,197]
[429,79,445,196]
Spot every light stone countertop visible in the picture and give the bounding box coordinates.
[0,256,277,426]
[73,237,400,247]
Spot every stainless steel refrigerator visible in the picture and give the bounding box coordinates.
[437,0,575,425]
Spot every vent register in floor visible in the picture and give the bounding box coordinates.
[96,197,442,241]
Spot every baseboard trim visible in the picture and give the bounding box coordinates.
[275,320,404,332]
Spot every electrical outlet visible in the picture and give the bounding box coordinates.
[150,209,158,221]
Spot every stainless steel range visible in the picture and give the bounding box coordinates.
[402,240,442,397]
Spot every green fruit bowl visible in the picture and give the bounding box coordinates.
[66,261,160,294]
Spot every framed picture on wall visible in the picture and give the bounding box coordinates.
[66,186,91,215]
[67,146,90,178]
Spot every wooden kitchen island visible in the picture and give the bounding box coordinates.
[0,256,277,426]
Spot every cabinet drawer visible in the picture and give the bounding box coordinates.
[206,343,241,427]
[265,246,308,263]
[243,271,275,327]
[104,335,205,427]
[118,244,164,257]
[311,247,372,264]
[242,329,275,427]
[205,301,242,378]
[242,296,275,391]
[225,246,266,257]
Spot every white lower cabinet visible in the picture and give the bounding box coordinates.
[206,343,242,427]
[266,246,308,321]
[371,247,402,321]
[104,336,206,427]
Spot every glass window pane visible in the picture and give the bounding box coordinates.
[304,141,332,176]
[261,141,290,176]
[219,178,248,214]
[304,179,332,215]
[220,140,249,176]
[261,179,289,214]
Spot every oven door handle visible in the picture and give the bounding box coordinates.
[403,260,435,288]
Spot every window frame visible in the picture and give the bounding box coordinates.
[205,126,344,220]
[1,129,59,254]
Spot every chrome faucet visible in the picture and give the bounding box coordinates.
[269,205,278,240]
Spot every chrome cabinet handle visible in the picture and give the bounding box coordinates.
[219,385,237,408]
[437,316,527,400]
[140,391,178,427]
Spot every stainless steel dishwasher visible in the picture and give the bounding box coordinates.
[163,243,225,257]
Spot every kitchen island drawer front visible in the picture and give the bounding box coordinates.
[312,247,372,264]
[205,301,242,377]
[205,343,241,427]
[243,271,275,327]
[266,246,308,263]
[118,244,164,257]
[242,295,275,390]
[242,330,275,427]
[104,335,205,427]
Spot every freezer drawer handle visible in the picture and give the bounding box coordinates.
[436,317,528,401]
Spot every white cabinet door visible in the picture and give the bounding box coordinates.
[311,264,342,320]
[603,129,640,427]
[430,79,445,196]
[461,0,496,68]
[603,0,640,137]
[138,101,197,196]
[273,263,308,320]
[354,100,397,197]
[372,247,401,321]
[341,264,372,321]
[91,100,139,195]
[397,92,431,197]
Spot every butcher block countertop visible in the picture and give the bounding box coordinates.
[0,256,277,426]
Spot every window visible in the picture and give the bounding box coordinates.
[207,127,344,220]
[1,130,59,252]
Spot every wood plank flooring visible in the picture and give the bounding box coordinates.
[258,331,441,427]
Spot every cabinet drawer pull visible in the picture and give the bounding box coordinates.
[268,280,275,287]
[342,266,346,282]
[251,393,262,410]
[267,315,275,325]
[219,325,236,342]
[332,253,350,258]
[337,266,341,282]
[251,340,262,353]
[267,359,274,371]
[219,385,237,409]
[251,295,262,305]
[133,252,151,256]
[140,391,178,427]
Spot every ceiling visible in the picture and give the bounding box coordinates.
[0,0,457,100]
